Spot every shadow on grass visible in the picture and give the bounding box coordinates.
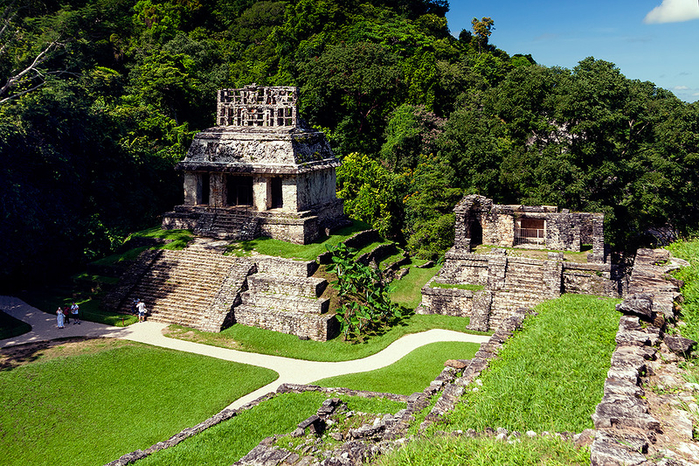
[0,336,91,371]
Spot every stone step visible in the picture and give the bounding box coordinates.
[255,256,318,278]
[247,273,327,298]
[241,291,329,314]
[234,305,338,341]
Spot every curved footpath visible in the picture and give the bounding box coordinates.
[0,296,490,409]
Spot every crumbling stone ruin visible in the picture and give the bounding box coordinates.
[454,194,605,261]
[162,85,348,244]
[419,194,622,331]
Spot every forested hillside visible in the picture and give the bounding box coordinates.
[1,0,698,286]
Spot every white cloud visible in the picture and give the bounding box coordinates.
[675,85,690,90]
[644,0,699,23]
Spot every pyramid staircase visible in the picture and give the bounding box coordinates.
[489,258,551,329]
[193,209,260,241]
[115,248,254,331]
[234,256,338,341]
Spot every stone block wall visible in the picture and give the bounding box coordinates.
[419,279,476,318]
[234,256,338,341]
[234,307,338,341]
[296,168,337,211]
[420,249,621,331]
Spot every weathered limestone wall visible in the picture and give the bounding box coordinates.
[419,280,476,318]
[234,256,338,341]
[437,248,489,286]
[420,249,621,330]
[296,168,337,211]
[234,308,337,341]
[482,212,514,247]
[590,248,691,465]
[562,262,617,296]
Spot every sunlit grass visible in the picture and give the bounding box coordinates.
[443,294,619,433]
[313,341,480,395]
[0,340,277,466]
[137,392,405,466]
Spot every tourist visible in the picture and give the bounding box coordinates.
[56,307,65,329]
[63,306,70,325]
[136,300,147,322]
[70,302,80,324]
[131,298,139,315]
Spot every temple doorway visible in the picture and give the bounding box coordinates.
[227,175,253,206]
[515,217,545,245]
[469,219,483,246]
[271,177,283,209]
[201,173,210,205]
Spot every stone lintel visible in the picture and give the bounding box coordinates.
[176,159,341,174]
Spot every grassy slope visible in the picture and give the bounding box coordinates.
[373,435,590,466]
[225,221,370,260]
[667,238,699,342]
[0,340,277,466]
[137,392,406,466]
[444,294,620,433]
[312,341,480,395]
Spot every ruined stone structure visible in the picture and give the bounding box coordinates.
[419,195,621,331]
[454,194,605,263]
[162,85,347,244]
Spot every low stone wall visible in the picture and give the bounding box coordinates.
[257,213,319,244]
[419,248,622,330]
[590,248,695,465]
[255,255,317,278]
[234,306,338,341]
[418,279,476,318]
[562,262,618,297]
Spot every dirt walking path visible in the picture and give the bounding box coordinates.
[0,296,489,408]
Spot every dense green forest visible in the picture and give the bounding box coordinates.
[1,0,698,287]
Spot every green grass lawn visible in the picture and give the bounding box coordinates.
[225,220,370,260]
[0,311,31,340]
[137,391,405,466]
[312,341,480,395]
[0,339,277,466]
[443,294,620,433]
[374,434,590,466]
[388,262,442,309]
[164,313,478,362]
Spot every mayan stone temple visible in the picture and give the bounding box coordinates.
[162,85,347,244]
[103,86,345,340]
[419,194,622,332]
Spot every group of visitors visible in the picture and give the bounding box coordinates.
[131,298,148,322]
[55,302,80,329]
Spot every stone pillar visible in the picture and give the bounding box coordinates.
[487,250,507,291]
[183,172,199,205]
[253,176,269,211]
[210,173,226,207]
[282,176,298,212]
[467,290,492,332]
[542,260,563,299]
[589,214,606,263]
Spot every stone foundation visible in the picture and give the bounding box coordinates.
[419,247,622,331]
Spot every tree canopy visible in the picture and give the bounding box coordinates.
[0,0,697,285]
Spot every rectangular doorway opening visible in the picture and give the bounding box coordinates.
[226,175,253,207]
[271,177,283,209]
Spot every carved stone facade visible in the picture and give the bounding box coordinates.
[162,85,347,244]
[454,194,605,263]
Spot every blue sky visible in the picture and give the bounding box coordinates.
[445,0,699,102]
